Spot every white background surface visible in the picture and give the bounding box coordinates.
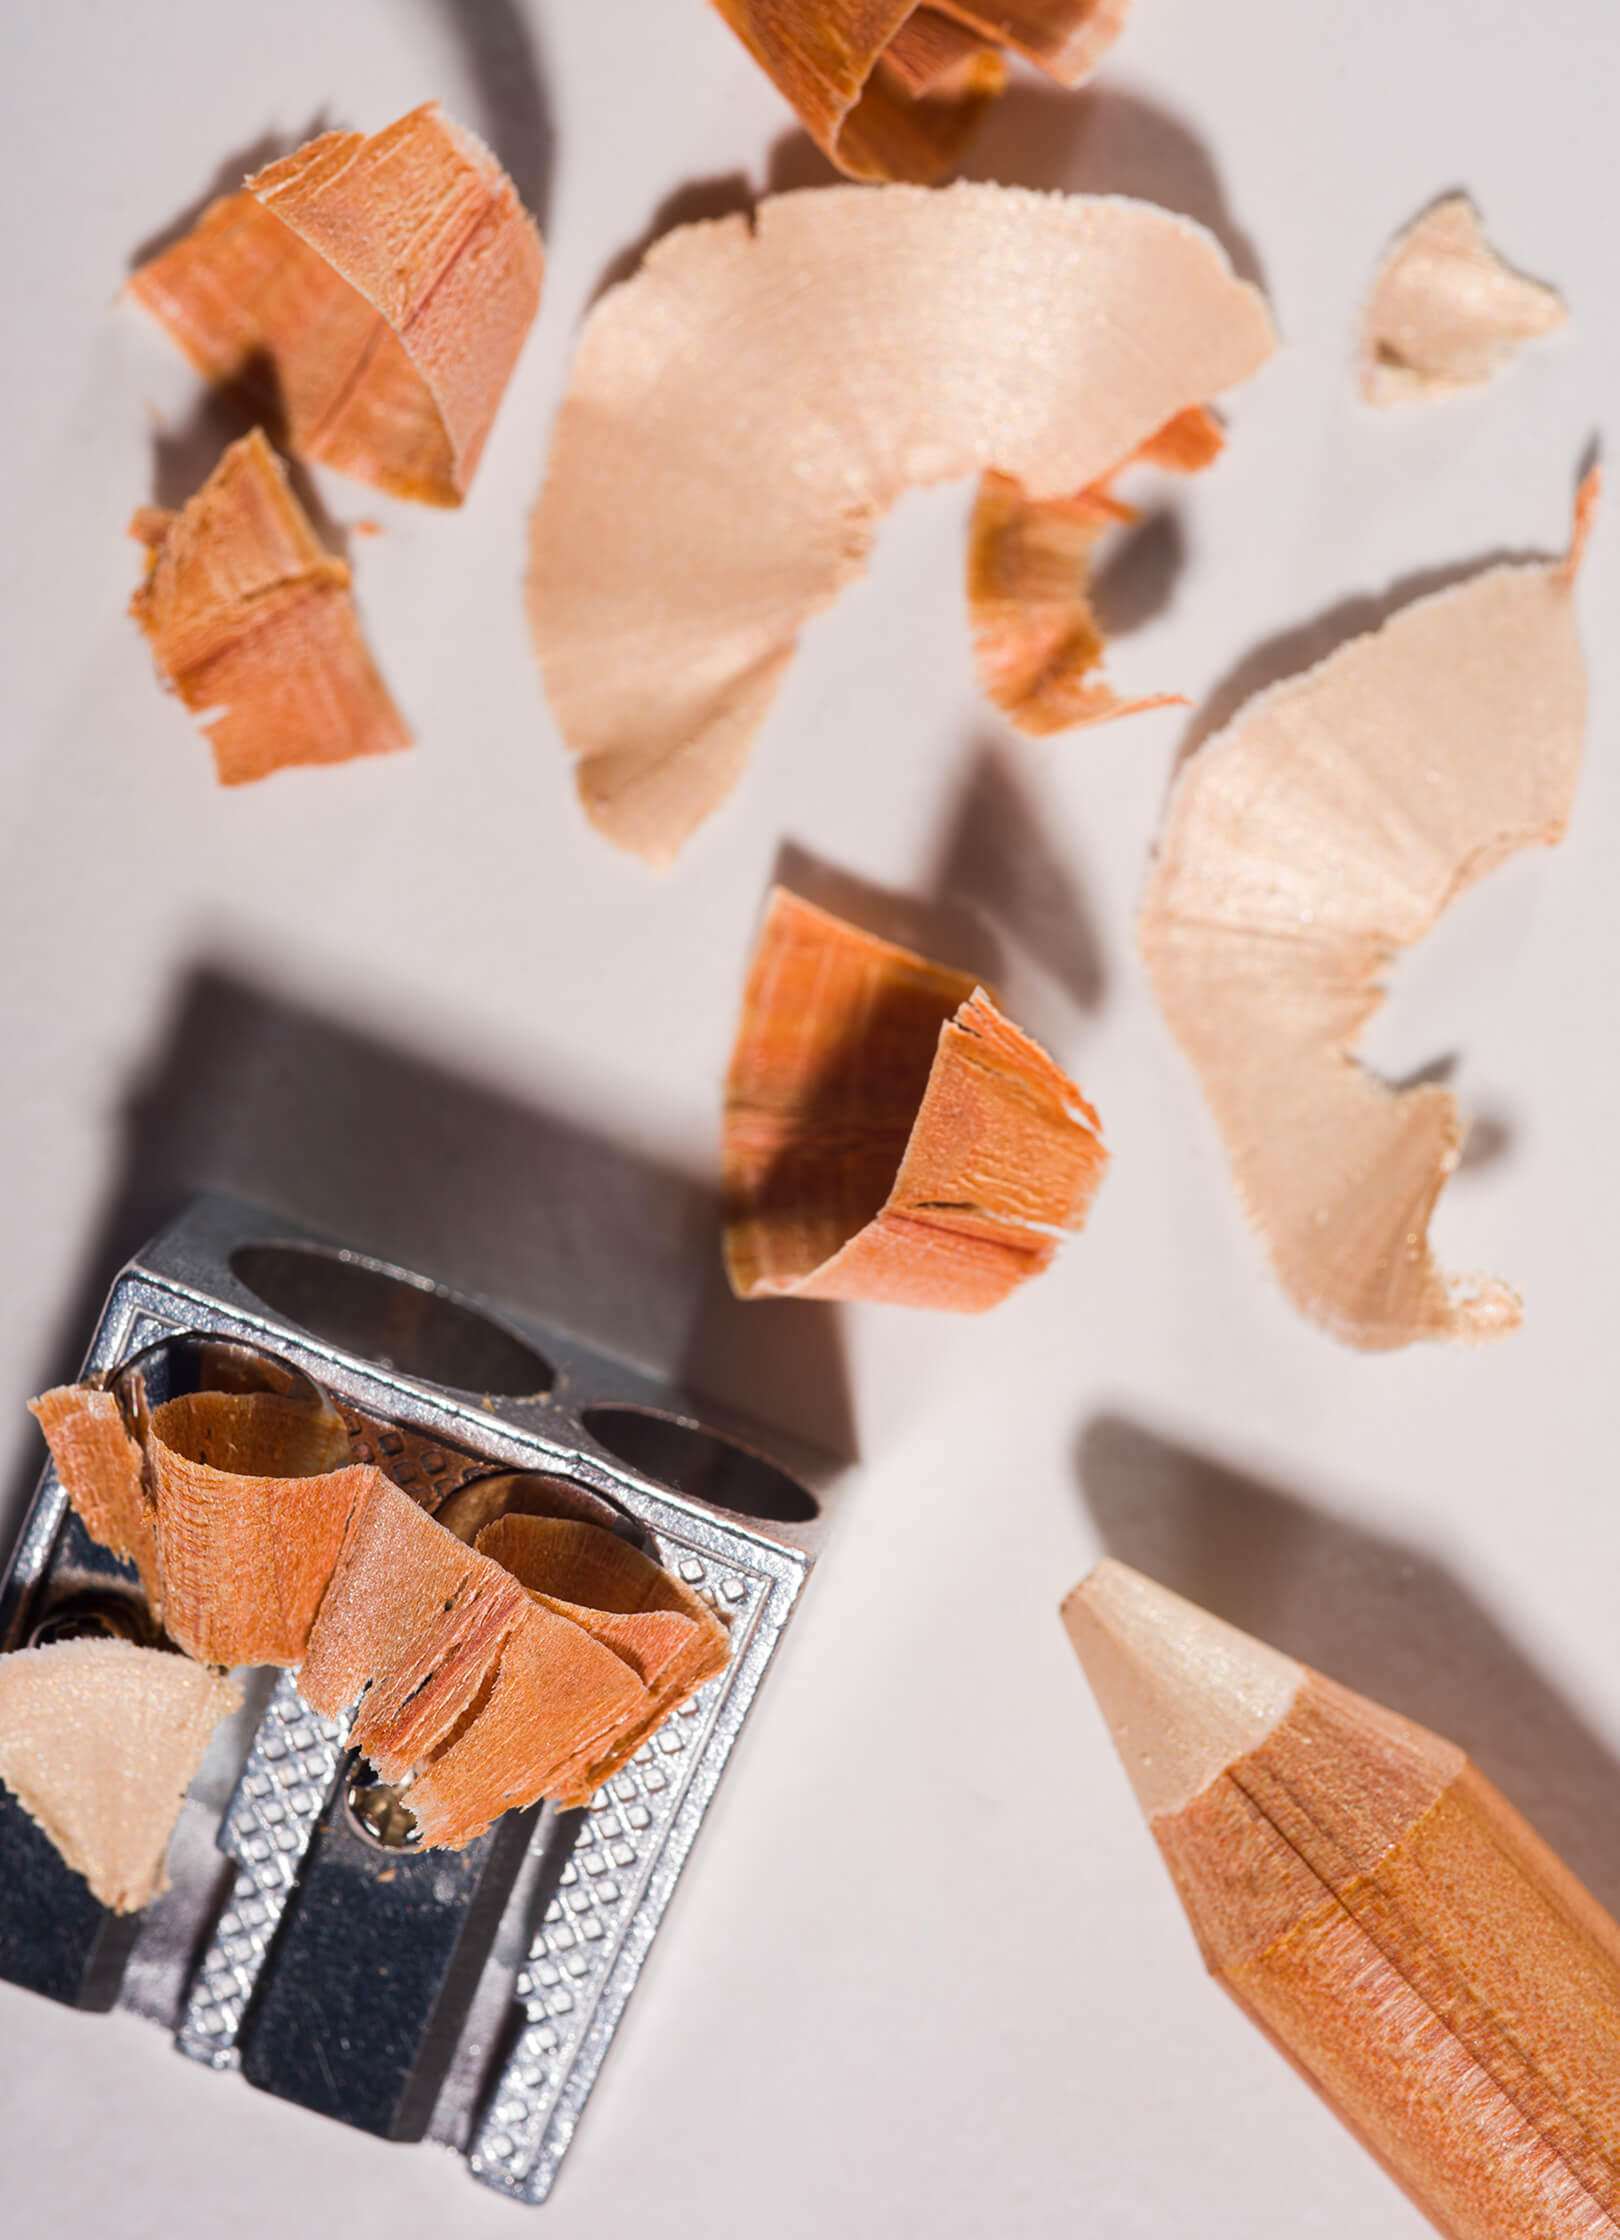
[2,3,1618,2233]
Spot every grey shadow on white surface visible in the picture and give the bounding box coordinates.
[928,742,1107,1012]
[590,83,1266,302]
[1384,1055,1516,1176]
[774,839,1007,989]
[1090,507,1187,640]
[418,0,552,226]
[8,964,854,1548]
[1172,437,1598,776]
[1078,1412,1620,1919]
[126,119,329,269]
[1171,546,1545,775]
[590,170,763,305]
[776,739,1110,1017]
[957,83,1268,292]
[145,382,353,562]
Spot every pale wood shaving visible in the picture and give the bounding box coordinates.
[1140,477,1596,1348]
[0,1640,238,1912]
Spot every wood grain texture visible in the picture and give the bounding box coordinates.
[723,887,1107,1308]
[1066,1564,1620,2239]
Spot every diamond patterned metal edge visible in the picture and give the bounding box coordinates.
[468,1534,779,2204]
[174,1672,348,2069]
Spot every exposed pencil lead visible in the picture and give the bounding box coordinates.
[1061,1559,1302,1819]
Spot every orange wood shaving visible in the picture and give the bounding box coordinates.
[299,1471,533,1778]
[147,1390,372,1667]
[130,428,410,784]
[968,406,1225,734]
[403,1603,651,1848]
[1133,403,1226,474]
[35,1379,733,1846]
[29,1385,162,1619]
[0,1640,239,1912]
[724,888,1107,1309]
[709,0,1130,182]
[478,1517,732,1801]
[130,104,543,505]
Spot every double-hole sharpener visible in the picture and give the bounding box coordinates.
[0,1196,830,2202]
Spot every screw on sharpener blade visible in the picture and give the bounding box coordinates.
[346,1766,422,1852]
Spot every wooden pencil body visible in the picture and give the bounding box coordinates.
[1158,1675,1620,2239]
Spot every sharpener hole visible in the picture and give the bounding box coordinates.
[581,1405,818,1525]
[229,1243,553,1399]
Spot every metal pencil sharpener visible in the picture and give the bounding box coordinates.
[0,1196,832,2202]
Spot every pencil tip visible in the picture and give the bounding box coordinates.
[1062,1560,1304,1820]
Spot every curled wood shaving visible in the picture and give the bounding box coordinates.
[130,103,543,505]
[402,1600,650,1846]
[29,1384,162,1619]
[724,887,1106,1309]
[1139,476,1597,1349]
[476,1515,730,1799]
[145,1388,370,1667]
[32,1380,732,1848]
[298,1470,534,1777]
[130,428,410,784]
[968,407,1225,734]
[0,1640,238,1912]
[709,0,1130,182]
[530,185,1275,864]
[1359,196,1567,406]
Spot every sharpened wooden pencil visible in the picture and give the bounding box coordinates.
[1063,1560,1620,2240]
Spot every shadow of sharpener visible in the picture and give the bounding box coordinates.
[0,1195,837,2204]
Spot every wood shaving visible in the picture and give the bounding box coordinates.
[32,1380,732,1848]
[130,428,410,784]
[724,888,1107,1309]
[529,184,1275,863]
[1359,195,1567,406]
[130,103,543,504]
[29,1384,162,1618]
[709,1,1130,182]
[298,1469,533,1777]
[1140,476,1597,1349]
[476,1515,730,1796]
[0,1640,238,1912]
[968,407,1224,734]
[146,1388,372,1667]
[401,1601,650,1846]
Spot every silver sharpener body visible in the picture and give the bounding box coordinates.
[0,1195,832,2203]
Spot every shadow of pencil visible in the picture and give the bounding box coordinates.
[7,964,853,1551]
[419,0,552,226]
[1077,1412,1620,1919]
